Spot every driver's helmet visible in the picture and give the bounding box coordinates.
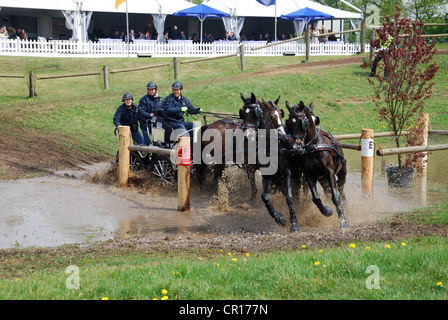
[146,81,158,89]
[122,92,133,101]
[171,81,183,90]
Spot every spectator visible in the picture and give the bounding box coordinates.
[20,29,28,41]
[138,82,163,145]
[145,31,151,40]
[138,31,145,39]
[163,32,169,43]
[7,27,17,39]
[229,32,237,41]
[128,29,135,43]
[113,92,144,145]
[319,25,328,44]
[312,26,319,44]
[328,30,337,41]
[263,33,271,43]
[111,30,120,39]
[192,33,200,44]
[180,31,186,40]
[0,26,7,37]
[171,25,181,40]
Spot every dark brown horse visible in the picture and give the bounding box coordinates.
[285,101,347,202]
[258,97,302,231]
[285,102,349,229]
[197,93,263,200]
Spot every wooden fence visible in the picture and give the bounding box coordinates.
[334,113,448,195]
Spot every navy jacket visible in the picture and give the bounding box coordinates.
[113,103,139,133]
[162,93,200,124]
[138,94,163,128]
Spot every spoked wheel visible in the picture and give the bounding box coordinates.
[130,151,145,172]
[150,155,176,185]
[115,151,145,172]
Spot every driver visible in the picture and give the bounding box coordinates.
[162,81,202,136]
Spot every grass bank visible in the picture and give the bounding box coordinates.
[0,204,447,300]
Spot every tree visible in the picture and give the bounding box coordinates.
[368,6,439,168]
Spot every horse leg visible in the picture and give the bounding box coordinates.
[261,177,286,227]
[326,171,349,229]
[305,175,333,217]
[285,171,299,232]
[244,165,257,201]
[336,164,347,203]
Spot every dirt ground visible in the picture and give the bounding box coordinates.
[1,54,447,254]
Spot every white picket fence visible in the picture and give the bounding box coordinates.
[0,37,368,57]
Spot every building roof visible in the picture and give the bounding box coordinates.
[205,0,362,19]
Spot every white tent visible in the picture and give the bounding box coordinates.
[205,0,362,39]
[0,0,193,42]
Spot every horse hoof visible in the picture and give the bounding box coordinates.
[321,206,333,217]
[275,214,287,227]
[339,221,350,229]
[290,224,299,232]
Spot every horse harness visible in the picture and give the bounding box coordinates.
[288,112,346,174]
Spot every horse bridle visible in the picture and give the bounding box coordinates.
[288,112,318,149]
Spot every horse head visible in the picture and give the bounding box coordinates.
[260,96,286,135]
[239,93,263,129]
[286,100,320,126]
[286,103,317,150]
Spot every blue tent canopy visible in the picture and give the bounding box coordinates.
[174,4,230,42]
[280,7,334,21]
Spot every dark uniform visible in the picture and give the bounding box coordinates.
[162,81,201,135]
[138,82,163,145]
[113,92,144,145]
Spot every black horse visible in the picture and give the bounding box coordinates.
[285,102,349,229]
[258,98,301,232]
[197,93,263,200]
[285,101,347,202]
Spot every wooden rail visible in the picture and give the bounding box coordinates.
[109,62,171,74]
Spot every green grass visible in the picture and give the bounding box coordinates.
[0,236,446,300]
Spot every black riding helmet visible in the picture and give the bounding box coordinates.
[171,81,183,90]
[122,92,133,101]
[146,81,157,89]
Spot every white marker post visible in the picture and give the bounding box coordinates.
[361,129,374,196]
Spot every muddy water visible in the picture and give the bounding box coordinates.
[0,149,447,250]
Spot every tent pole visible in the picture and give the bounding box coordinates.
[126,0,129,57]
[274,2,277,41]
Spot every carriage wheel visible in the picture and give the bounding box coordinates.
[115,151,145,172]
[151,155,176,185]
[130,151,145,172]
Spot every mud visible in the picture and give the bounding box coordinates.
[1,155,447,251]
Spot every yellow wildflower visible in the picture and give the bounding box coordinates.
[349,243,356,249]
[161,289,168,295]
[436,282,443,286]
[161,296,169,300]
[101,297,109,300]
[385,244,391,249]
[314,262,320,266]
